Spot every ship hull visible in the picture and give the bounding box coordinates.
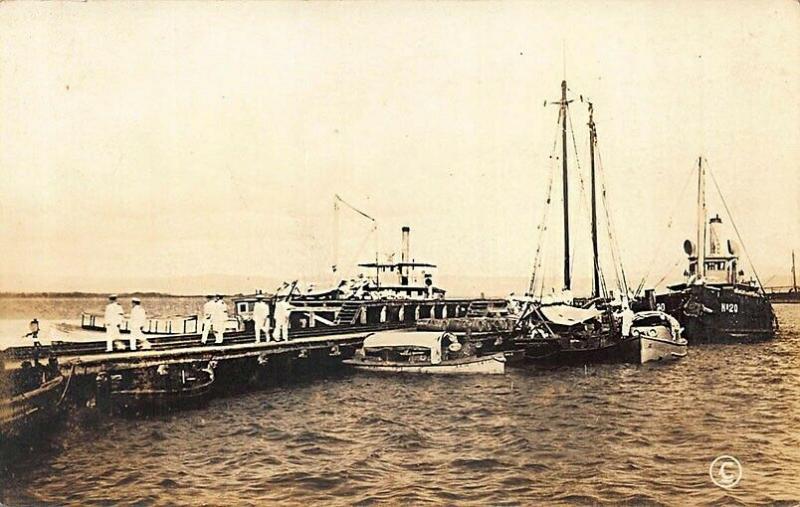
[342,353,506,374]
[521,333,686,365]
[655,285,776,343]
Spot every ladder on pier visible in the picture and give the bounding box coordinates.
[334,301,362,325]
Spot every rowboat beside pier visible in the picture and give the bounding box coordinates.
[0,358,66,447]
[96,360,216,416]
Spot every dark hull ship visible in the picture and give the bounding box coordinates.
[652,158,777,342]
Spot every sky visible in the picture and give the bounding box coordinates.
[0,1,798,296]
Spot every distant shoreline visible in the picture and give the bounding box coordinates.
[0,292,201,299]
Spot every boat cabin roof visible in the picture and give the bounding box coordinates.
[363,331,446,350]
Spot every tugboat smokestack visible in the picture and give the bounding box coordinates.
[709,214,723,255]
[401,226,410,263]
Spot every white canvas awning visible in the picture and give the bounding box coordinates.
[538,304,602,326]
[362,331,444,351]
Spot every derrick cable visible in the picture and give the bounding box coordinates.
[652,258,683,291]
[706,160,768,294]
[334,194,378,276]
[635,162,697,296]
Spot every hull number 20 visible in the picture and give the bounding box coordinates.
[721,303,739,313]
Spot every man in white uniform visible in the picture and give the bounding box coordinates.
[104,294,124,352]
[213,294,228,344]
[129,297,150,351]
[252,294,271,343]
[620,303,635,337]
[201,294,215,344]
[273,299,292,341]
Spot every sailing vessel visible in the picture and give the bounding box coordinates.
[653,157,777,341]
[515,81,683,365]
[765,251,800,303]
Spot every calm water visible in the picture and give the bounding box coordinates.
[2,306,800,506]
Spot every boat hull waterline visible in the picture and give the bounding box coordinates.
[343,353,506,374]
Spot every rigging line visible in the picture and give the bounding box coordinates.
[595,148,628,296]
[342,225,377,277]
[635,161,697,296]
[592,146,621,290]
[706,160,768,294]
[565,107,592,285]
[528,113,562,294]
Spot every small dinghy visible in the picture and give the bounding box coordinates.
[343,331,506,374]
[628,311,688,364]
[96,360,216,416]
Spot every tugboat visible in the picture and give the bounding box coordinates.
[514,82,683,365]
[654,157,777,342]
[232,223,506,340]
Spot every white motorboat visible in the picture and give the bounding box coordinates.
[343,331,506,374]
[630,311,688,364]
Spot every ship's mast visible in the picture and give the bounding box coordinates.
[560,80,571,290]
[332,197,340,274]
[792,250,797,293]
[588,102,600,298]
[696,157,707,280]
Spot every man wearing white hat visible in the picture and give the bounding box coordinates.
[104,294,124,352]
[201,294,215,344]
[212,294,228,344]
[252,294,271,343]
[272,298,293,342]
[129,297,150,351]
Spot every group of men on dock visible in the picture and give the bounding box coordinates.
[104,293,293,352]
[254,294,292,343]
[104,294,150,352]
[201,294,229,345]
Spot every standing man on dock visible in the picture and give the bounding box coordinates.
[212,294,228,344]
[253,294,271,343]
[201,294,215,344]
[129,298,150,351]
[273,298,292,341]
[104,294,124,352]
